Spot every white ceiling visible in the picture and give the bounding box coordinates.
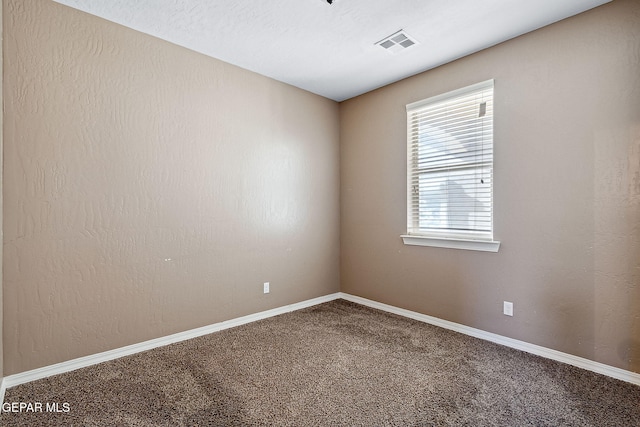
[53,0,610,102]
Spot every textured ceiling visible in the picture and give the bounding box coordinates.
[53,0,610,101]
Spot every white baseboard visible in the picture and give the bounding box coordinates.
[0,377,6,405]
[1,293,342,400]
[2,290,638,404]
[338,292,640,386]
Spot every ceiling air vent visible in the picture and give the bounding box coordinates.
[375,30,418,53]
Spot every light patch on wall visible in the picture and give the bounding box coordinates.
[242,140,306,235]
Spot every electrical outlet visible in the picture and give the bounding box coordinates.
[263,282,270,294]
[503,301,513,316]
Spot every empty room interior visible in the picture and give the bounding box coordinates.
[1,0,640,425]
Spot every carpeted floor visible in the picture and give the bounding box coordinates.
[2,299,639,426]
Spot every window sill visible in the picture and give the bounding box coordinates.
[401,235,500,252]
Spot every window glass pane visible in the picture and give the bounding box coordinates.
[417,168,492,232]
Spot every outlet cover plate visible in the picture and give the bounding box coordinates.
[503,301,513,316]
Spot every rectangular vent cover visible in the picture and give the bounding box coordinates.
[375,30,418,53]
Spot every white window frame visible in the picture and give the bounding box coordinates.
[401,80,500,252]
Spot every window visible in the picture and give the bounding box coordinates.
[402,80,500,252]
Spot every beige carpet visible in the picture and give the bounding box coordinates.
[2,299,639,426]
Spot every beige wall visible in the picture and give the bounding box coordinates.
[340,0,640,373]
[3,0,340,374]
[0,0,4,382]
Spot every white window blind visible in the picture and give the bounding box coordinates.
[406,80,494,241]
